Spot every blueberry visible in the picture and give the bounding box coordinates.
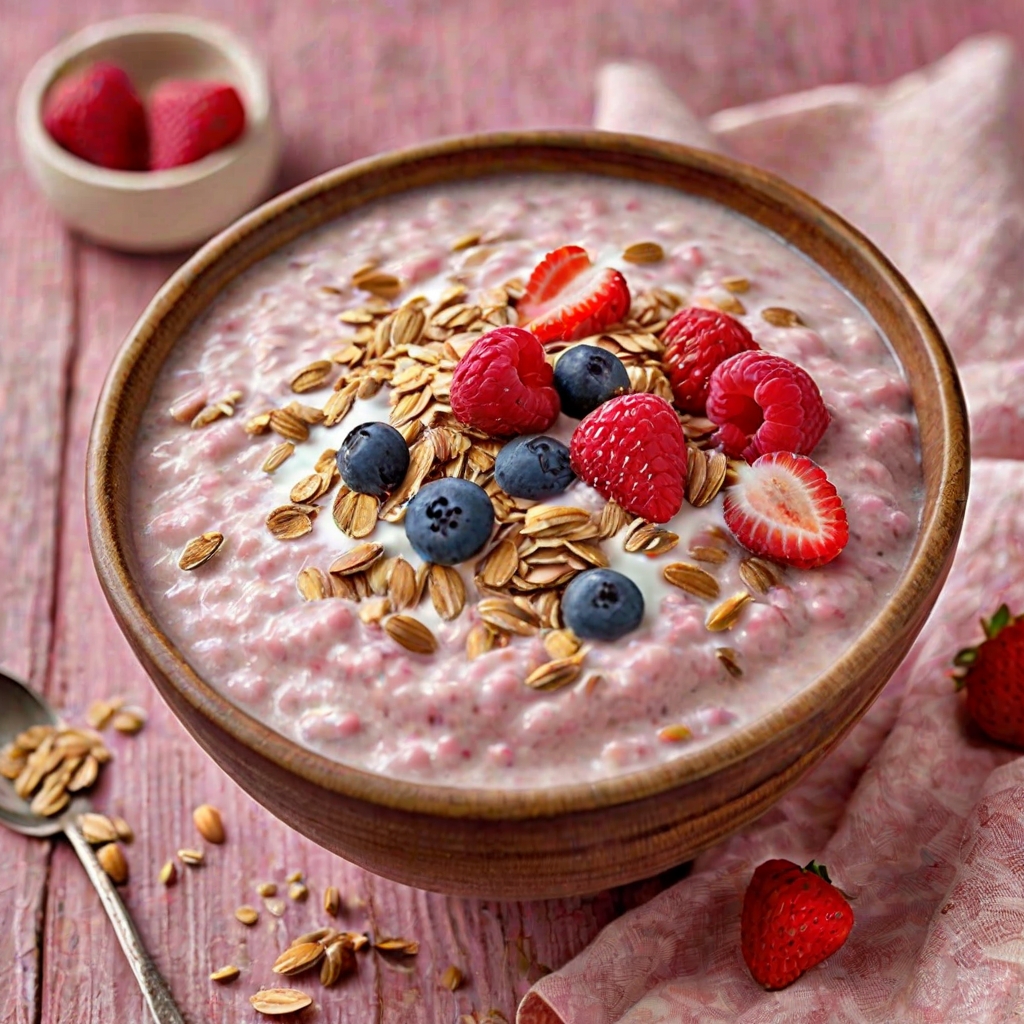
[554,345,631,419]
[494,435,575,500]
[405,478,495,566]
[336,421,410,499]
[562,568,644,641]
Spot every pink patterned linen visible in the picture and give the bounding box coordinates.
[520,34,1024,1024]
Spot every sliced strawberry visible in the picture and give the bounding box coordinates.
[723,451,848,569]
[518,245,631,344]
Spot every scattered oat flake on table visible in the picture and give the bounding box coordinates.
[111,706,146,734]
[440,964,464,990]
[86,698,117,729]
[159,860,177,886]
[320,938,357,986]
[323,885,341,916]
[78,812,119,845]
[192,803,225,844]
[263,896,287,917]
[290,927,335,946]
[272,941,325,976]
[235,905,259,926]
[249,988,313,1015]
[177,847,204,866]
[97,842,129,884]
[111,815,133,842]
[374,937,419,955]
[210,964,239,983]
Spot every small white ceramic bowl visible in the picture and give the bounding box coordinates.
[16,15,282,253]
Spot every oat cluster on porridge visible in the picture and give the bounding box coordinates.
[131,176,921,786]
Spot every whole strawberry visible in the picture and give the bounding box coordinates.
[149,80,245,169]
[42,61,148,170]
[741,859,853,990]
[953,605,1024,747]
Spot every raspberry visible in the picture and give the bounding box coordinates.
[450,327,560,437]
[706,350,830,461]
[569,393,687,523]
[662,307,759,414]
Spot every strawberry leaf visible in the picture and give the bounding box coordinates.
[803,860,832,884]
[953,647,978,667]
[983,604,1011,639]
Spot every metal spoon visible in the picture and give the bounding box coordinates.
[0,669,186,1024]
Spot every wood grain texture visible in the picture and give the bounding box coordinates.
[0,0,1020,1020]
[0,8,79,1024]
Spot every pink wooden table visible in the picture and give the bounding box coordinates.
[2,2,1021,1020]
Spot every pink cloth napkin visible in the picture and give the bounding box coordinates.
[519,35,1024,1024]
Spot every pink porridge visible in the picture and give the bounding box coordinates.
[130,175,921,787]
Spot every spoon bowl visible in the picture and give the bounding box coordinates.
[0,668,185,1023]
[0,671,82,837]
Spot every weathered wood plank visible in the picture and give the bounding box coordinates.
[0,9,79,1024]
[14,0,1024,1022]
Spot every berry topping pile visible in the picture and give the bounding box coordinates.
[493,435,575,500]
[741,859,853,990]
[562,569,645,641]
[214,236,862,690]
[450,326,560,436]
[570,393,688,524]
[517,245,631,343]
[663,306,760,414]
[706,349,830,462]
[337,422,409,499]
[553,344,631,419]
[405,478,494,566]
[724,452,848,569]
[42,60,245,171]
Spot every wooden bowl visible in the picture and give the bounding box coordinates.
[86,132,969,899]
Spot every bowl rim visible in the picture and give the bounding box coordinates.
[87,129,969,821]
[16,13,272,190]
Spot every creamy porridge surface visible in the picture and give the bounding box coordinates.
[130,175,921,787]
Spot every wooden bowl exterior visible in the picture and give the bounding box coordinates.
[86,132,969,898]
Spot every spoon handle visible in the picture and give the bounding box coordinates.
[65,822,187,1024]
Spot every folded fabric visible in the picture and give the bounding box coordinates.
[520,35,1024,1024]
